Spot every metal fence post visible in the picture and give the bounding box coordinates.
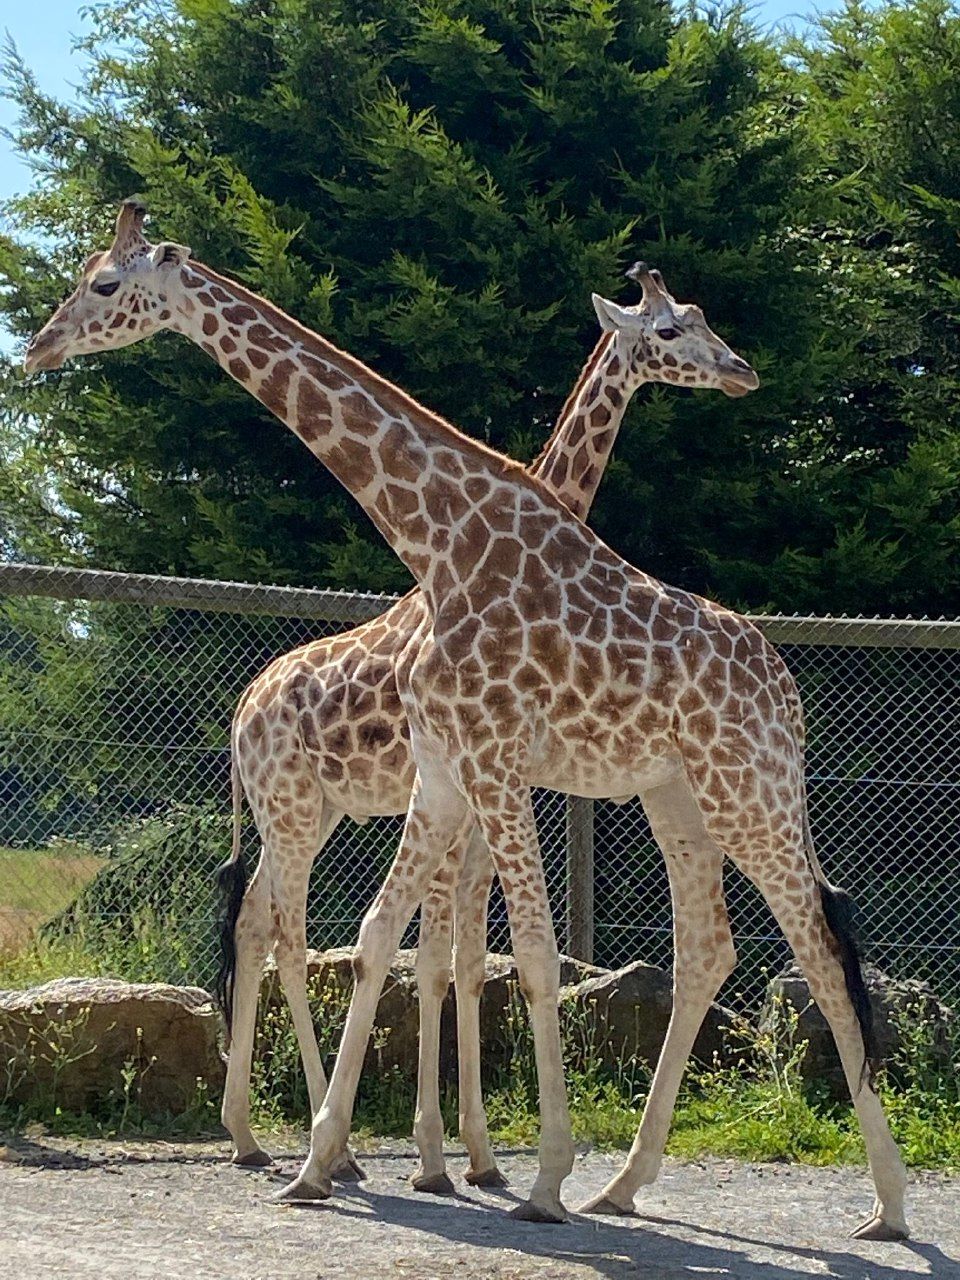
[565,795,594,962]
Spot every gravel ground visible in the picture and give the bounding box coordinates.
[1,1135,958,1279]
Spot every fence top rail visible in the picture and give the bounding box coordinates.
[0,562,399,623]
[752,614,960,649]
[2,562,959,647]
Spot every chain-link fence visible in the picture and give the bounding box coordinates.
[1,562,958,1007]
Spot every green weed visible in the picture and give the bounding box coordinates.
[2,948,957,1170]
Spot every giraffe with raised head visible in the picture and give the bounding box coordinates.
[215,262,752,1192]
[27,201,907,1237]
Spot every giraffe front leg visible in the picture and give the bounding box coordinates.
[471,783,573,1223]
[275,766,469,1204]
[453,829,505,1187]
[410,863,458,1196]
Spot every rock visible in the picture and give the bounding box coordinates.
[475,953,609,1068]
[760,962,956,1095]
[261,948,609,1078]
[561,960,739,1071]
[261,946,425,1075]
[0,978,224,1117]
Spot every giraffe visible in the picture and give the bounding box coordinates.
[215,263,753,1192]
[26,200,907,1237]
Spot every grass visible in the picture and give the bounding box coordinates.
[0,844,103,952]
[0,912,208,990]
[236,968,960,1171]
[2,927,958,1172]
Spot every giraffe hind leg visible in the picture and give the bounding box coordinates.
[683,747,908,1239]
[220,856,275,1166]
[766,871,907,1238]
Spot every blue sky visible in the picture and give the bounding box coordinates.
[2,5,95,208]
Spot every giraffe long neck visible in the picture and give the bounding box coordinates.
[530,334,642,522]
[169,261,542,592]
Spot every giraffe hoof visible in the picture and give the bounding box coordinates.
[508,1198,568,1224]
[851,1215,909,1241]
[331,1152,367,1182]
[464,1166,509,1188]
[411,1170,456,1196]
[231,1149,276,1169]
[273,1174,333,1204]
[578,1193,635,1216]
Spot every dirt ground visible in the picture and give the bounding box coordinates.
[1,1134,957,1280]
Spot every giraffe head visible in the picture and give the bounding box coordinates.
[24,200,191,373]
[591,263,758,398]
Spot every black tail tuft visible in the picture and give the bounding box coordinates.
[215,852,248,1036]
[819,881,879,1088]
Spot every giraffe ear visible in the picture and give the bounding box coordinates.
[150,241,192,269]
[591,294,639,333]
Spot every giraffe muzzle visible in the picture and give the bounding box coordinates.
[718,356,759,397]
[24,328,67,374]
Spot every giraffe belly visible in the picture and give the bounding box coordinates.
[530,727,683,800]
[306,742,417,820]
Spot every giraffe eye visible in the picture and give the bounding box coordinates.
[656,326,681,341]
[92,280,120,298]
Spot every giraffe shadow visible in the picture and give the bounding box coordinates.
[0,1130,235,1171]
[594,1209,960,1280]
[278,1179,956,1280]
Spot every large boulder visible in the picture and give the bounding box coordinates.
[561,960,739,1071]
[261,948,608,1078]
[261,946,427,1075]
[759,962,956,1095]
[468,952,609,1073]
[0,978,224,1116]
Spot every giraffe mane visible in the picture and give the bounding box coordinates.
[192,261,544,488]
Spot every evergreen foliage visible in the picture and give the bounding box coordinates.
[1,0,959,613]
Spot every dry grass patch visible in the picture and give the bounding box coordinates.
[0,846,103,953]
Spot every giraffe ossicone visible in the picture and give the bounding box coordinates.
[27,201,906,1238]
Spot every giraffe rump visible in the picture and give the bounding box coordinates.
[817,880,879,1087]
[215,753,248,1035]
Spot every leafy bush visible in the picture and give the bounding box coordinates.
[40,803,232,989]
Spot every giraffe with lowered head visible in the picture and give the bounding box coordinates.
[26,201,906,1236]
[215,263,754,1192]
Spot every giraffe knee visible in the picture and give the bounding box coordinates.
[353,908,397,981]
[454,942,486,999]
[416,941,453,999]
[513,942,560,1004]
[714,934,737,983]
[273,939,306,976]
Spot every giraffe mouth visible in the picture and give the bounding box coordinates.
[720,369,759,398]
[24,335,67,374]
[721,380,752,398]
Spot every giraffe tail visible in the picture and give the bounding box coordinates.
[794,705,879,1086]
[214,737,248,1038]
